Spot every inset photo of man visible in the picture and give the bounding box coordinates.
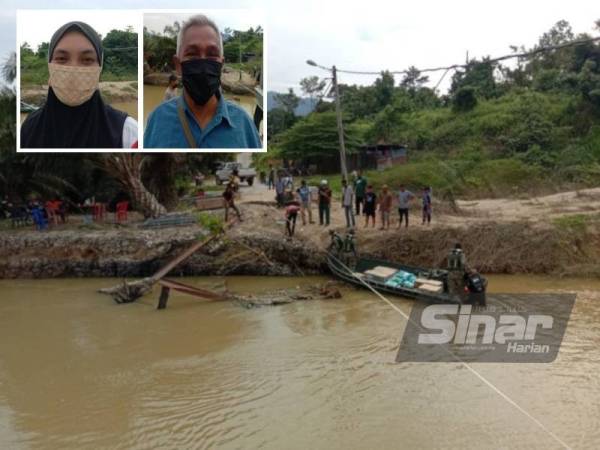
[17,10,139,150]
[143,11,264,150]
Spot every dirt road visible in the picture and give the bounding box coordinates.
[238,181,600,233]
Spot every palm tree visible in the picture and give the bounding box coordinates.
[1,52,16,84]
[100,154,167,218]
[0,51,17,195]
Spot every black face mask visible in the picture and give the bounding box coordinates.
[181,59,222,106]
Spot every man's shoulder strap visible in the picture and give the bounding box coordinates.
[177,97,198,148]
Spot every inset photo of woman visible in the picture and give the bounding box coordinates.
[143,10,264,150]
[17,10,139,150]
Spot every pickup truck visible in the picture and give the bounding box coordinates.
[215,162,257,186]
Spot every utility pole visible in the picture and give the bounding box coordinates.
[332,65,348,181]
[239,34,243,81]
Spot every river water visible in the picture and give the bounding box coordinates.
[143,85,256,126]
[1,275,599,449]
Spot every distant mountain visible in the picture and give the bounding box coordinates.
[267,91,318,116]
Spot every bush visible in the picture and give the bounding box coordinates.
[196,212,223,235]
[452,87,477,112]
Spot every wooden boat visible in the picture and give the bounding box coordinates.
[327,252,483,304]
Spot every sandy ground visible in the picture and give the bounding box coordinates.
[21,81,138,104]
[455,188,600,223]
[234,181,600,245]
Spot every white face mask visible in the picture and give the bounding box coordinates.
[48,62,101,106]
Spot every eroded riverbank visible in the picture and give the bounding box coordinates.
[1,203,599,279]
[2,183,600,279]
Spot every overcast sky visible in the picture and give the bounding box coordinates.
[17,10,139,50]
[266,0,599,93]
[144,10,263,36]
[1,0,598,93]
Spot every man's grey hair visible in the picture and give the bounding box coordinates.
[176,14,223,57]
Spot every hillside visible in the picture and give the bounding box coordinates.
[264,19,600,200]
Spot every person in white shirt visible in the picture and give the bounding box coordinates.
[341,179,355,228]
[163,74,179,102]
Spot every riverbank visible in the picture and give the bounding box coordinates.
[1,190,599,279]
[0,218,325,279]
[144,66,258,95]
[21,80,138,105]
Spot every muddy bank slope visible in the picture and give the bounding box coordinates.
[1,203,598,279]
[0,224,326,279]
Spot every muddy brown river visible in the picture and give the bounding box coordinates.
[1,275,599,449]
[143,85,256,126]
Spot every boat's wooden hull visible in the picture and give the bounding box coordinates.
[327,253,464,304]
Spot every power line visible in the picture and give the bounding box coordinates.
[331,36,600,76]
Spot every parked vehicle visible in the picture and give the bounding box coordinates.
[215,162,257,186]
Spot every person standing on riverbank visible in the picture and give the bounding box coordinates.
[379,185,392,230]
[144,14,261,149]
[296,180,314,225]
[318,180,332,226]
[285,201,301,238]
[447,243,468,298]
[422,186,432,225]
[397,185,414,228]
[342,179,355,228]
[223,183,242,222]
[229,169,240,192]
[354,171,367,216]
[275,175,285,207]
[363,185,377,228]
[163,74,179,101]
[268,164,275,190]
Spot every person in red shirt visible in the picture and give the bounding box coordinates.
[285,201,301,238]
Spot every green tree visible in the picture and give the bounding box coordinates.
[267,107,297,140]
[373,70,395,109]
[300,75,326,111]
[102,28,138,78]
[400,66,429,92]
[450,58,497,99]
[277,112,362,161]
[452,86,477,112]
[273,88,300,114]
[36,42,49,60]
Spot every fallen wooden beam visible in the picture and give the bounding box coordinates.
[151,233,218,281]
[99,219,238,304]
[159,278,228,301]
[151,218,237,281]
[157,286,170,309]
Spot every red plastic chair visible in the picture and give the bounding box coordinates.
[45,200,59,226]
[93,203,106,222]
[115,201,129,223]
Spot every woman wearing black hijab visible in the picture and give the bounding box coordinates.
[20,21,138,149]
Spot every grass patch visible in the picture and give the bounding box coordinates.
[196,212,223,234]
[552,214,589,233]
[303,156,544,201]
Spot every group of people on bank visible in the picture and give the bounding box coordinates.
[265,165,435,238]
[1,197,67,230]
[340,172,433,230]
